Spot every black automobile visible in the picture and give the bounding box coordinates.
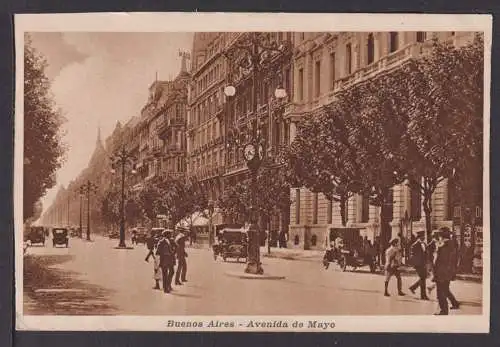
[27,226,46,246]
[52,228,69,247]
[108,230,120,239]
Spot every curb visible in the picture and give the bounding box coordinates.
[224,271,286,280]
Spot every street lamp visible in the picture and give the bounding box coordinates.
[223,32,291,275]
[80,180,98,241]
[110,146,137,249]
[77,187,84,238]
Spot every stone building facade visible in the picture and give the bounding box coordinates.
[285,31,480,250]
[187,32,293,229]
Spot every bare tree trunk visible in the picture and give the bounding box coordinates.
[340,194,348,227]
[423,194,433,241]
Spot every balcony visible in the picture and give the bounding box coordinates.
[159,171,185,181]
[157,117,186,138]
[224,160,248,177]
[286,41,429,118]
[164,144,184,157]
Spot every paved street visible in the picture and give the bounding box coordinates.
[23,235,482,316]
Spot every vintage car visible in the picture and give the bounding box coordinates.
[69,227,80,238]
[213,228,248,263]
[131,227,148,245]
[27,226,46,246]
[323,228,376,273]
[108,230,120,239]
[52,228,69,247]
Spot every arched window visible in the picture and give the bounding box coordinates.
[367,33,375,64]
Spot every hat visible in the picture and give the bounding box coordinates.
[438,227,451,239]
[389,237,399,245]
[175,232,186,242]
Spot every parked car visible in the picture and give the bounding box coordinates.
[52,228,69,248]
[27,226,46,246]
[108,230,120,239]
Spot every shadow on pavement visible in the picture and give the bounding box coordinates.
[23,254,117,315]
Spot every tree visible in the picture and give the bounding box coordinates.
[100,189,120,229]
[218,166,291,230]
[401,35,484,238]
[24,35,66,222]
[346,67,410,247]
[284,95,364,226]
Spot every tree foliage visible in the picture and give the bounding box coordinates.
[24,35,66,222]
[138,175,208,227]
[218,166,291,224]
[402,35,484,235]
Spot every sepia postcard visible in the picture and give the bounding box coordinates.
[14,13,491,333]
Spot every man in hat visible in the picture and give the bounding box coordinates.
[156,230,176,293]
[432,227,460,315]
[408,230,430,300]
[174,227,188,285]
[384,237,405,297]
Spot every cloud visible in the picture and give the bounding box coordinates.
[34,32,194,209]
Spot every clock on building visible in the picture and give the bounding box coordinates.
[244,143,256,161]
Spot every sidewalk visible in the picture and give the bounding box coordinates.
[261,246,482,283]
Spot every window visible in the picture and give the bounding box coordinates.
[389,32,399,53]
[367,33,375,64]
[295,189,301,224]
[284,68,291,96]
[361,193,370,223]
[314,60,321,98]
[410,181,422,221]
[311,234,317,247]
[313,193,318,224]
[327,199,333,224]
[416,31,426,43]
[346,43,352,75]
[329,52,336,90]
[298,68,304,101]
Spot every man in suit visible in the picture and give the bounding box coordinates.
[174,227,188,285]
[409,230,430,300]
[433,227,460,315]
[156,230,176,293]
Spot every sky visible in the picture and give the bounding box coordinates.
[29,32,194,210]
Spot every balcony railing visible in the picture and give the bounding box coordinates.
[157,117,186,135]
[225,160,247,175]
[286,41,429,117]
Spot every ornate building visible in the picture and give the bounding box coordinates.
[187,32,293,229]
[285,31,481,251]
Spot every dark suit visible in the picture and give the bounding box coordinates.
[175,236,188,283]
[156,237,175,293]
[409,239,428,299]
[434,239,459,314]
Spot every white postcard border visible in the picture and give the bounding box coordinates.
[14,12,492,333]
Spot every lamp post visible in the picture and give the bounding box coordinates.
[223,32,290,275]
[78,187,84,238]
[110,146,137,249]
[207,199,215,247]
[67,194,70,226]
[80,180,98,241]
